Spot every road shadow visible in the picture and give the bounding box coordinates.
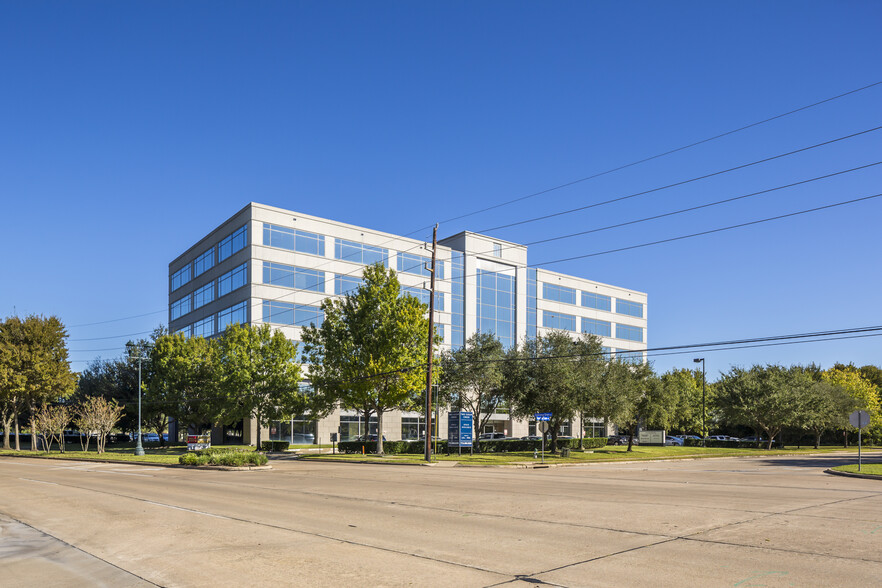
[750,451,882,470]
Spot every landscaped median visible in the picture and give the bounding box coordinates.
[179,447,269,468]
[304,444,882,466]
[828,463,882,478]
[0,444,267,468]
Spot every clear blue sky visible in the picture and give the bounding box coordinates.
[1,1,880,380]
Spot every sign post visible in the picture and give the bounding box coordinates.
[849,410,870,472]
[535,413,551,464]
[448,412,473,457]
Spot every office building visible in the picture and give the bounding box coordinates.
[168,202,647,444]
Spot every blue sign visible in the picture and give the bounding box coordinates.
[448,412,473,447]
[535,412,552,421]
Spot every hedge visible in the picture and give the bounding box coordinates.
[261,440,291,452]
[683,438,778,449]
[336,437,609,454]
[179,447,268,467]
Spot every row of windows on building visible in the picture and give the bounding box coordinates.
[171,225,248,292]
[269,414,609,444]
[263,223,446,279]
[175,300,248,339]
[542,310,644,342]
[542,283,643,318]
[171,263,248,321]
[261,262,445,310]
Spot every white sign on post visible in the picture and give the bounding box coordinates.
[849,410,871,472]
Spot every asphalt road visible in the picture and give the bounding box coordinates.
[1,452,881,587]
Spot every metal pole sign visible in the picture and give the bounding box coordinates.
[849,410,870,472]
[448,412,473,453]
[537,420,550,463]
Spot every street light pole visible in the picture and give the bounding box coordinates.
[694,357,706,448]
[134,353,145,456]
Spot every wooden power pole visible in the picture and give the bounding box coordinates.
[424,225,438,462]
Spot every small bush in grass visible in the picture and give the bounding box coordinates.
[179,447,268,467]
[261,440,290,452]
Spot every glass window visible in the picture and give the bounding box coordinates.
[193,316,214,338]
[616,324,643,342]
[218,225,247,262]
[263,224,295,250]
[615,349,644,364]
[339,414,378,441]
[581,318,612,337]
[193,283,214,309]
[171,296,191,321]
[601,346,612,359]
[176,324,191,338]
[334,238,388,266]
[171,265,191,291]
[295,304,324,328]
[194,249,214,277]
[263,300,294,325]
[542,310,576,331]
[400,286,445,311]
[264,262,294,288]
[476,269,516,349]
[217,301,247,332]
[493,243,502,257]
[218,262,247,298]
[451,252,464,350]
[527,268,537,341]
[401,416,426,440]
[295,230,325,256]
[582,291,612,311]
[542,283,576,305]
[295,267,325,292]
[335,274,363,296]
[616,299,644,318]
[397,252,445,280]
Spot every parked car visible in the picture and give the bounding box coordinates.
[356,434,386,442]
[708,435,739,442]
[521,435,542,441]
[291,433,315,445]
[665,435,684,446]
[478,432,508,440]
[135,432,160,443]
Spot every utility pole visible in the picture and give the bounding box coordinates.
[424,224,438,463]
[694,357,706,448]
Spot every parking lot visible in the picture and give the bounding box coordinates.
[1,452,881,587]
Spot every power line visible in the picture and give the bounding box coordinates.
[421,80,882,231]
[478,124,882,233]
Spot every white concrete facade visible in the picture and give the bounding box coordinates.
[168,202,648,445]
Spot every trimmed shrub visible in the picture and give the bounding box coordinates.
[683,438,777,449]
[179,447,268,467]
[336,437,608,454]
[337,440,447,454]
[261,440,290,452]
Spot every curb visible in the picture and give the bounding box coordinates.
[824,468,882,480]
[1,453,272,470]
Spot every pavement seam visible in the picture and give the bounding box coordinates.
[0,511,163,587]
[13,477,515,582]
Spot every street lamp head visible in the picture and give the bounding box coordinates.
[693,358,704,363]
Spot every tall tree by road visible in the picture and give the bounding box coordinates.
[302,263,438,455]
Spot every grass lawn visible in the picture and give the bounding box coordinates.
[831,463,882,476]
[304,445,882,466]
[0,443,257,465]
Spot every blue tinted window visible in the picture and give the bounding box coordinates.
[334,239,388,266]
[171,296,191,321]
[527,268,537,341]
[218,262,247,298]
[263,224,295,250]
[601,346,612,359]
[295,230,325,256]
[542,283,576,305]
[401,286,444,311]
[176,324,191,338]
[615,349,644,364]
[451,252,464,350]
[217,301,248,332]
[295,304,324,328]
[193,283,214,309]
[263,262,294,288]
[263,300,294,325]
[171,265,191,291]
[194,249,214,277]
[397,252,445,280]
[616,299,643,318]
[295,267,325,292]
[335,274,363,296]
[582,318,612,337]
[543,310,576,331]
[193,316,215,338]
[582,292,612,311]
[476,269,516,349]
[616,324,643,342]
[219,225,247,261]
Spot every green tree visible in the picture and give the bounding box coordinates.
[656,368,707,435]
[598,359,653,451]
[503,331,601,454]
[301,264,437,455]
[146,333,222,438]
[216,323,305,448]
[439,332,505,452]
[791,379,857,449]
[0,316,76,451]
[822,365,881,445]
